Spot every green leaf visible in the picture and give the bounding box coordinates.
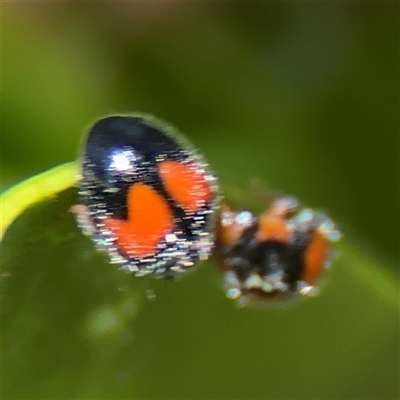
[1,162,78,239]
[1,165,398,400]
[1,164,144,399]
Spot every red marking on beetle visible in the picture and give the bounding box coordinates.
[104,183,173,258]
[302,232,328,284]
[256,204,291,243]
[158,160,211,213]
[216,201,249,247]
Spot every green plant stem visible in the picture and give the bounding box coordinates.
[1,162,78,239]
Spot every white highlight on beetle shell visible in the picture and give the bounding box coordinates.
[110,150,136,172]
[244,274,264,289]
[235,211,253,226]
[288,207,342,244]
[297,281,320,297]
[273,196,299,213]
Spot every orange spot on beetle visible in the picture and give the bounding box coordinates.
[256,217,291,243]
[256,209,291,243]
[302,232,328,284]
[158,160,211,213]
[105,183,173,258]
[216,201,251,248]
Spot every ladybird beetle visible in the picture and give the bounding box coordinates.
[215,196,341,307]
[73,114,219,278]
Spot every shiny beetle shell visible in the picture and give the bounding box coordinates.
[73,114,220,278]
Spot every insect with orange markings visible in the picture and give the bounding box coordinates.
[73,114,340,307]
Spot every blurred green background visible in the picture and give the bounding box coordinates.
[2,3,399,400]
